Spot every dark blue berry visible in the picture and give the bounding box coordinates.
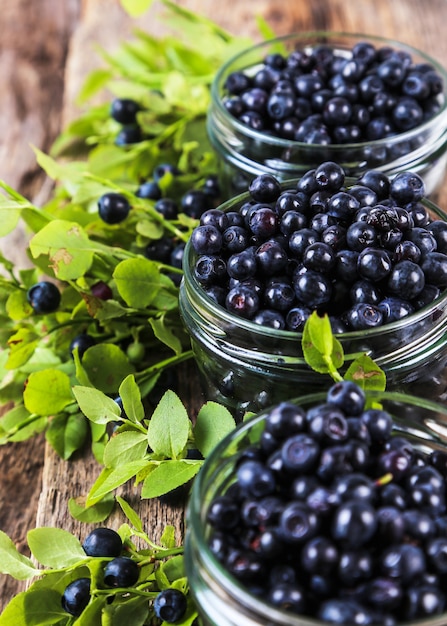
[61,578,91,616]
[27,281,61,314]
[103,557,139,587]
[82,527,122,557]
[153,588,187,623]
[98,192,130,224]
[70,334,96,360]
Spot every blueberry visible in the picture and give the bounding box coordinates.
[153,588,188,623]
[98,192,131,224]
[190,225,223,255]
[421,252,447,287]
[293,269,332,308]
[256,241,288,275]
[326,381,365,416]
[332,500,378,548]
[61,578,91,616]
[252,309,285,329]
[115,125,142,145]
[135,180,162,200]
[110,98,140,124]
[103,556,139,587]
[27,281,61,314]
[181,189,210,219]
[387,260,425,299]
[281,434,320,472]
[314,161,345,191]
[237,460,276,498]
[152,162,181,181]
[207,495,240,530]
[194,255,226,286]
[263,279,295,311]
[344,302,383,330]
[268,583,307,613]
[82,527,122,557]
[145,236,174,263]
[390,171,425,204]
[148,197,177,223]
[279,502,319,544]
[69,334,96,360]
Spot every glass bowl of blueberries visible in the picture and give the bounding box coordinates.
[178,162,447,416]
[185,380,447,626]
[207,32,447,198]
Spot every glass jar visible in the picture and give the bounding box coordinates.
[178,190,447,417]
[207,32,447,199]
[185,390,447,626]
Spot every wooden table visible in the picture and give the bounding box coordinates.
[2,0,447,611]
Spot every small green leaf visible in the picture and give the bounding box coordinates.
[23,369,73,415]
[6,290,33,321]
[73,385,122,424]
[120,0,154,17]
[103,594,149,625]
[119,374,145,423]
[194,401,236,457]
[6,328,39,369]
[302,313,344,375]
[149,316,182,354]
[27,527,86,568]
[141,460,201,498]
[81,344,136,393]
[86,460,149,506]
[29,219,95,280]
[113,257,163,308]
[116,496,144,532]
[147,390,189,458]
[160,525,176,549]
[45,412,88,460]
[306,311,335,358]
[68,492,115,523]
[0,531,40,580]
[344,354,387,392]
[103,431,148,468]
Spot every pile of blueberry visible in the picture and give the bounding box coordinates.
[222,41,444,143]
[61,527,187,622]
[189,162,447,332]
[205,380,447,624]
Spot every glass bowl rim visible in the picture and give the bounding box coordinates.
[210,30,447,151]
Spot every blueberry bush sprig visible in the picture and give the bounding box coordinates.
[0,498,197,625]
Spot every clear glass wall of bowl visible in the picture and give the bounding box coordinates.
[207,32,447,199]
[179,192,447,418]
[185,391,447,626]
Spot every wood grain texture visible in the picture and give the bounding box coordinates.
[2,0,447,611]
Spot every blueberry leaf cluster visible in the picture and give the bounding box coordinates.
[0,0,255,460]
[302,311,386,391]
[71,374,236,515]
[0,498,197,625]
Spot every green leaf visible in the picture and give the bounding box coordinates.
[0,195,24,237]
[77,68,114,104]
[45,412,88,460]
[0,530,40,580]
[147,390,189,458]
[120,0,154,17]
[0,589,67,625]
[306,311,335,358]
[81,344,136,393]
[68,492,115,523]
[73,385,122,424]
[6,328,39,369]
[344,354,387,392]
[160,525,176,549]
[149,316,182,354]
[103,594,149,625]
[116,496,143,532]
[86,460,149,506]
[113,257,164,308]
[27,527,86,568]
[6,290,33,321]
[141,460,201,498]
[194,401,236,457]
[103,431,148,468]
[29,219,95,280]
[302,313,344,375]
[119,374,145,423]
[23,369,73,415]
